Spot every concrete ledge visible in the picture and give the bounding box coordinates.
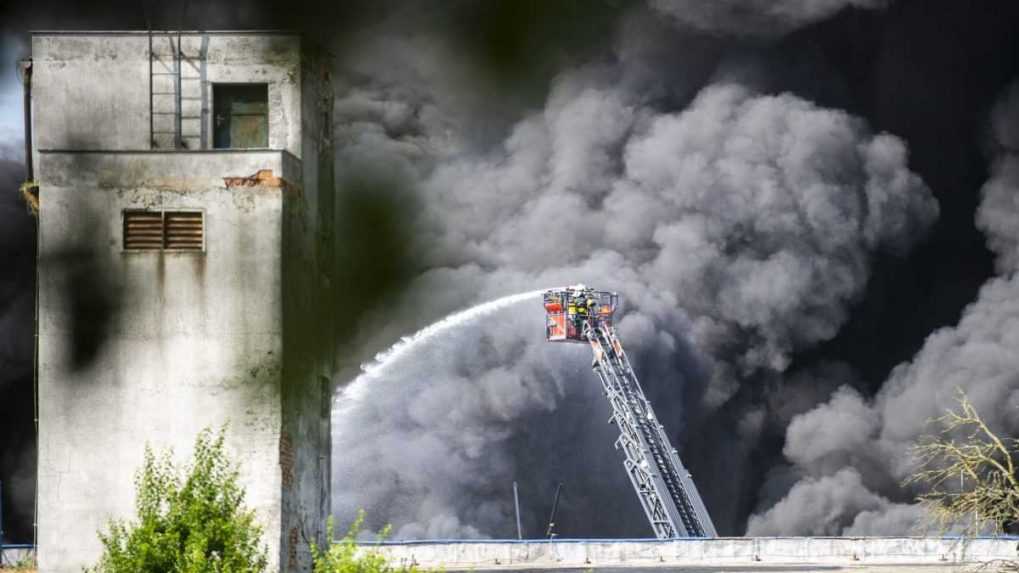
[37,150,301,188]
[0,545,36,567]
[361,537,1019,570]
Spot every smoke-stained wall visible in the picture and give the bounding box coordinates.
[279,39,336,571]
[30,33,333,573]
[36,150,291,572]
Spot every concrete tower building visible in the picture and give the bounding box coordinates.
[30,31,335,572]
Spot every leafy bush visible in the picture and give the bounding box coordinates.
[88,428,268,573]
[311,511,426,573]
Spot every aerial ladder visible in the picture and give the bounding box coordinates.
[543,286,717,539]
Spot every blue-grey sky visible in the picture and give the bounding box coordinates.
[0,33,26,156]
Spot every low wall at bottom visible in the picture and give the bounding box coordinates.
[363,537,1019,570]
[0,545,36,567]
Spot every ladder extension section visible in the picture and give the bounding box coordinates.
[587,323,716,538]
[542,286,716,538]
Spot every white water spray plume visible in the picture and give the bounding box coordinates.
[338,288,550,405]
[360,289,549,377]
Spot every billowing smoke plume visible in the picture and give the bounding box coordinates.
[748,465,924,536]
[0,150,36,543]
[648,0,886,38]
[0,158,31,391]
[747,81,1019,536]
[331,5,938,537]
[977,81,1019,276]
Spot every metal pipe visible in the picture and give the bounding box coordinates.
[32,205,38,553]
[32,123,39,552]
[148,30,153,148]
[176,31,182,149]
[199,33,208,149]
[544,482,563,539]
[19,55,40,552]
[513,481,522,540]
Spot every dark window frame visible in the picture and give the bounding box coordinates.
[212,83,270,150]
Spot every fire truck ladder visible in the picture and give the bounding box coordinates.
[585,322,717,539]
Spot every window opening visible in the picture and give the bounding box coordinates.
[213,84,269,149]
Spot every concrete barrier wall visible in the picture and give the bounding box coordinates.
[0,546,36,567]
[362,537,1019,569]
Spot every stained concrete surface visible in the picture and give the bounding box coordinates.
[367,538,1019,572]
[468,562,1002,566]
[33,32,335,573]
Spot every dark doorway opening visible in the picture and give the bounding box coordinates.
[213,84,269,149]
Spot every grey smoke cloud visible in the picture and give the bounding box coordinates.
[648,0,887,38]
[0,154,32,389]
[330,14,938,537]
[749,80,1019,536]
[0,150,36,543]
[747,467,922,536]
[783,387,879,477]
[977,82,1019,275]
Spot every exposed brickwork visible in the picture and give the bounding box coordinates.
[280,431,295,490]
[223,169,288,189]
[287,526,299,570]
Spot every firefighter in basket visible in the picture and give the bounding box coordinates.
[574,294,588,333]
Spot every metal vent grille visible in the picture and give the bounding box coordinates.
[165,212,204,250]
[123,211,165,250]
[123,210,204,252]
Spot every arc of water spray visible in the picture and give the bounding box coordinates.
[336,289,552,407]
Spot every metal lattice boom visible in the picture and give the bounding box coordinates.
[543,286,717,539]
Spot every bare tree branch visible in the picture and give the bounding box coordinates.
[905,389,1019,536]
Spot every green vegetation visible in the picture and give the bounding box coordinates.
[87,428,268,573]
[311,511,427,573]
[17,180,38,216]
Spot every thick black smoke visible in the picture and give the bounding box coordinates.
[329,1,943,538]
[748,80,1019,535]
[0,151,36,544]
[648,0,885,38]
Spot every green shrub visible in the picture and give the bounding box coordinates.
[311,511,426,573]
[88,428,268,573]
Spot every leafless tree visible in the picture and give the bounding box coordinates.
[907,390,1019,536]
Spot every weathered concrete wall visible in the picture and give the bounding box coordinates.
[33,32,335,573]
[32,35,151,152]
[277,42,336,572]
[36,151,297,573]
[365,537,1019,570]
[31,33,301,155]
[201,34,302,155]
